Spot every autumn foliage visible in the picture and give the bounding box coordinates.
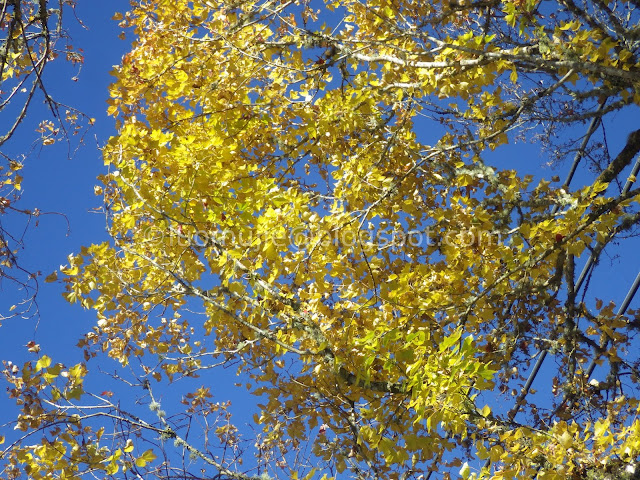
[3,0,640,479]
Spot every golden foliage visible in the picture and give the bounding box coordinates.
[5,0,640,479]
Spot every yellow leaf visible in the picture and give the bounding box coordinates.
[135,449,157,467]
[35,355,51,372]
[61,265,79,276]
[558,431,573,448]
[594,419,610,439]
[51,387,61,401]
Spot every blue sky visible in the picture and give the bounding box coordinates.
[0,1,160,429]
[1,2,130,362]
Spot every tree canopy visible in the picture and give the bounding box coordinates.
[3,0,640,479]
